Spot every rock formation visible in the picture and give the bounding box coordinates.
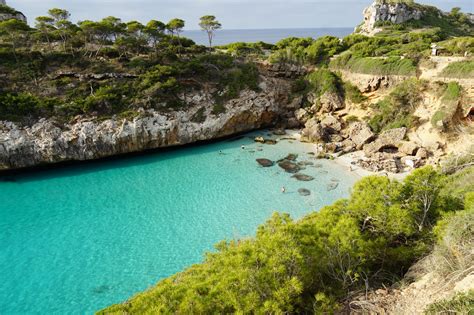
[0,76,296,170]
[358,0,423,35]
[0,1,27,23]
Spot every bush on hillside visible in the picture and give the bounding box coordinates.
[431,82,462,130]
[425,290,474,315]
[100,167,459,314]
[369,78,424,133]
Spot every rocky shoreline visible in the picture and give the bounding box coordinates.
[0,74,299,171]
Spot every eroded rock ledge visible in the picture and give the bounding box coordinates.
[0,76,295,170]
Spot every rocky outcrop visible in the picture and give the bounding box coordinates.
[363,127,407,155]
[319,92,345,113]
[338,70,410,92]
[0,2,27,23]
[349,122,375,149]
[359,0,423,36]
[0,76,294,170]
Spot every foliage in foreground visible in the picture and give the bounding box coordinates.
[99,166,471,314]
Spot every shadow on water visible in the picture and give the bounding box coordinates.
[0,131,263,183]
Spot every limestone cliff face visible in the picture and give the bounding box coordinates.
[358,0,422,35]
[0,1,27,23]
[0,76,295,170]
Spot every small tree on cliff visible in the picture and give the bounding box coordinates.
[199,15,221,50]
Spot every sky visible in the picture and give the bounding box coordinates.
[7,0,474,30]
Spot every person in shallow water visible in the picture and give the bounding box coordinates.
[281,186,286,193]
[241,145,246,150]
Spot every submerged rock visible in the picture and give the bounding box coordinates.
[272,129,287,136]
[264,139,277,145]
[282,153,298,161]
[298,188,311,196]
[256,158,274,167]
[278,160,301,173]
[327,182,339,191]
[292,174,315,181]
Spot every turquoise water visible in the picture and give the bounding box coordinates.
[0,131,358,314]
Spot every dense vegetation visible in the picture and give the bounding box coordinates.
[368,78,425,133]
[0,7,258,122]
[100,166,473,313]
[0,1,472,122]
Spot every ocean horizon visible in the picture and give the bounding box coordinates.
[182,27,354,46]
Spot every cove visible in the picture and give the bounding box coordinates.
[0,130,358,314]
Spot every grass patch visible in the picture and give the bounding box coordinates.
[440,60,474,79]
[425,290,474,315]
[330,53,417,76]
[431,82,462,130]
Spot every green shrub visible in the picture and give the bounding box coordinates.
[431,82,462,130]
[369,79,424,133]
[217,41,273,57]
[0,92,59,121]
[425,290,474,315]
[269,36,344,65]
[306,69,342,97]
[100,167,452,314]
[343,81,366,104]
[345,115,359,123]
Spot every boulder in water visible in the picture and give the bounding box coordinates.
[292,174,315,181]
[298,188,311,196]
[278,160,301,173]
[264,139,277,145]
[279,153,298,162]
[256,158,274,167]
[327,182,339,191]
[272,129,287,136]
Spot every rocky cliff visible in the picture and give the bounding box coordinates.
[0,2,27,23]
[0,75,295,170]
[359,0,423,35]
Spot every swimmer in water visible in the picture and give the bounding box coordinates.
[241,145,245,150]
[281,186,286,193]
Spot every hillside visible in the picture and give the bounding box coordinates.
[0,0,473,313]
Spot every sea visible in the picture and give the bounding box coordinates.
[182,27,354,46]
[0,130,359,313]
